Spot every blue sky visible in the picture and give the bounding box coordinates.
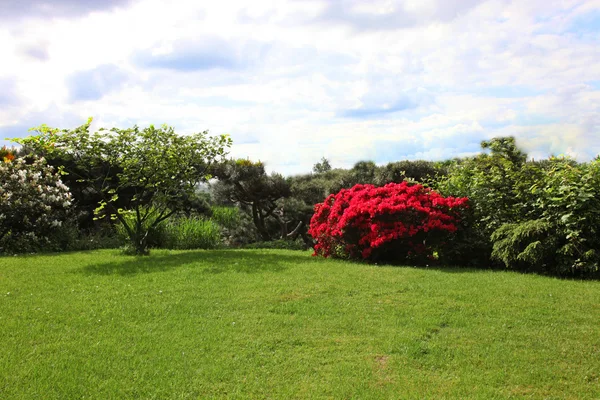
[1,0,599,175]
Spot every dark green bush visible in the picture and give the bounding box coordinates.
[438,143,600,276]
[375,160,446,186]
[218,210,261,247]
[49,221,121,251]
[435,206,493,267]
[493,157,600,276]
[434,137,539,266]
[0,235,42,255]
[491,219,557,272]
[210,206,240,230]
[115,212,169,249]
[1,221,121,254]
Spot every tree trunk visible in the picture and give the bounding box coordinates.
[273,212,289,239]
[131,238,149,255]
[252,204,271,241]
[286,221,303,240]
[286,220,315,249]
[130,229,150,255]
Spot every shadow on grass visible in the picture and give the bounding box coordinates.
[79,249,317,276]
[0,249,115,258]
[415,264,505,274]
[373,262,600,281]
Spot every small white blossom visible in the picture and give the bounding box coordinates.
[1,154,72,247]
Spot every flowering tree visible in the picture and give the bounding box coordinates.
[308,182,468,263]
[0,154,72,250]
[15,118,231,255]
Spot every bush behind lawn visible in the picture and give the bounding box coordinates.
[1,249,600,399]
[116,215,223,250]
[162,217,222,250]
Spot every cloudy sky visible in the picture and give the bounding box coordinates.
[1,0,599,175]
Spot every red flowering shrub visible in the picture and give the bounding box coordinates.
[308,182,469,263]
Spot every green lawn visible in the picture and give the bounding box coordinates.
[1,249,599,399]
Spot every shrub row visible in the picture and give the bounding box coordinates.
[307,138,600,277]
[3,133,599,277]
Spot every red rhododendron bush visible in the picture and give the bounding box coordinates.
[308,182,469,263]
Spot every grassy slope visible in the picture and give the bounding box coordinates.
[1,249,599,399]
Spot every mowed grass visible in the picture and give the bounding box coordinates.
[1,250,600,399]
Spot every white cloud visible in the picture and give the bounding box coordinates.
[1,0,599,174]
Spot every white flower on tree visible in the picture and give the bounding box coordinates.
[0,155,72,249]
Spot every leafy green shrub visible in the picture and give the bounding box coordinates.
[546,156,600,273]
[115,210,222,250]
[163,217,222,250]
[491,219,557,271]
[348,161,378,185]
[375,160,447,186]
[212,209,259,247]
[210,206,240,230]
[487,156,600,276]
[531,158,597,275]
[114,210,168,249]
[435,206,492,267]
[48,221,121,252]
[436,138,530,235]
[434,137,540,266]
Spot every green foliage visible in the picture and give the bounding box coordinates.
[114,208,169,249]
[13,118,231,255]
[210,206,240,230]
[212,158,291,241]
[289,169,352,205]
[115,212,222,250]
[312,157,332,174]
[349,160,378,184]
[218,209,261,247]
[434,206,490,267]
[489,157,600,275]
[162,217,222,250]
[434,136,539,266]
[481,136,527,165]
[491,219,556,271]
[375,160,447,186]
[436,136,600,275]
[47,221,121,252]
[436,137,534,235]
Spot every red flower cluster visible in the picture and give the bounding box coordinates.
[308,182,469,261]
